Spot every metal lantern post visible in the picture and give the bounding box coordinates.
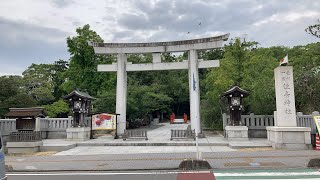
[222,86,250,126]
[64,89,95,127]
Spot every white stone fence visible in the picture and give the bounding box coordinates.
[0,119,16,136]
[296,111,319,135]
[0,116,91,139]
[222,111,319,138]
[39,117,72,131]
[222,113,274,138]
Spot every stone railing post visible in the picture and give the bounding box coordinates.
[249,113,255,127]
[67,116,72,128]
[35,117,41,131]
[296,112,303,127]
[273,111,277,126]
[12,120,16,131]
[222,113,227,129]
[311,111,319,134]
[0,121,3,131]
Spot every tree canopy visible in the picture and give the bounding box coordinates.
[0,76,37,117]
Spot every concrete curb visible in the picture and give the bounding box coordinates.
[228,145,272,149]
[6,167,179,172]
[40,144,77,152]
[76,142,229,147]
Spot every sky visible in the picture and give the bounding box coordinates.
[0,0,319,76]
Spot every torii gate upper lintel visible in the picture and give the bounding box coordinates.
[89,33,230,136]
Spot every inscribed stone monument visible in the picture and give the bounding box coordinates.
[267,66,311,150]
[274,66,296,126]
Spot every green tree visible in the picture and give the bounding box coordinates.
[202,44,238,129]
[0,76,22,101]
[22,60,69,104]
[62,24,115,96]
[289,42,320,113]
[127,85,173,119]
[0,76,37,117]
[93,90,116,114]
[44,99,70,118]
[202,38,276,129]
[23,63,55,104]
[51,60,69,99]
[126,54,177,119]
[241,48,278,114]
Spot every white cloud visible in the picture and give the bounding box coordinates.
[0,0,319,75]
[254,11,320,27]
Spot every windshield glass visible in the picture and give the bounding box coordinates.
[0,1,319,180]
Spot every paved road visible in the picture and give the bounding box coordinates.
[6,169,320,180]
[54,145,236,155]
[5,150,320,171]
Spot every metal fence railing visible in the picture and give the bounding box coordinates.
[170,129,196,140]
[123,129,148,140]
[9,131,42,142]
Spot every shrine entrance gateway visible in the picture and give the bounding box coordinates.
[89,34,229,136]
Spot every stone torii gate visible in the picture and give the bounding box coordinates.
[89,34,229,136]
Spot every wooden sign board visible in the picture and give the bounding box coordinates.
[92,113,116,130]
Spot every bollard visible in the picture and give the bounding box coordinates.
[315,133,320,150]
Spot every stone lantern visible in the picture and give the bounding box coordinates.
[222,85,250,140]
[64,89,95,140]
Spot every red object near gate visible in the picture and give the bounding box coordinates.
[315,133,320,150]
[170,113,175,124]
[183,113,188,123]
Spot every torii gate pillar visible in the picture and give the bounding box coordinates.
[188,49,201,134]
[116,53,127,136]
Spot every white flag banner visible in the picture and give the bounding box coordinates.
[280,54,288,66]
